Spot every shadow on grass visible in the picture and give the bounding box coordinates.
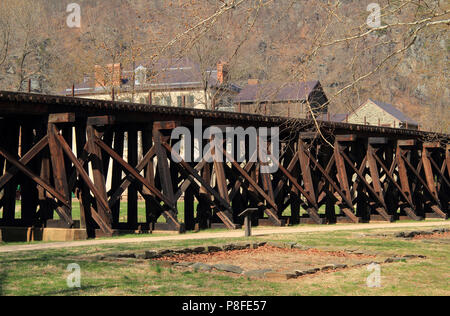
[38,285,105,296]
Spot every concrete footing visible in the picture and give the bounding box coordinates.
[0,227,88,242]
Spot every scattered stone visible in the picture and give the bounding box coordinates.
[192,247,206,254]
[285,242,297,249]
[178,248,195,254]
[267,241,287,249]
[222,244,237,251]
[352,262,371,268]
[144,251,160,259]
[157,249,174,256]
[321,264,336,272]
[294,270,305,277]
[106,253,136,259]
[206,246,222,253]
[213,264,244,274]
[293,244,311,251]
[135,253,147,260]
[244,269,273,278]
[174,262,195,268]
[265,272,297,281]
[402,254,426,259]
[394,229,448,239]
[232,244,248,250]
[334,264,348,269]
[191,262,213,272]
[385,257,407,264]
[258,242,267,247]
[303,268,320,275]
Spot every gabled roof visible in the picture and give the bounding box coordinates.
[63,57,240,95]
[366,99,419,125]
[234,81,321,103]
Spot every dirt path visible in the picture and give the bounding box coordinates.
[1,221,449,253]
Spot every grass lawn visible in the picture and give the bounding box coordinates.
[0,224,449,296]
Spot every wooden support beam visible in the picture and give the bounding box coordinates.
[48,124,73,227]
[368,137,388,145]
[95,137,174,209]
[0,144,72,222]
[87,125,112,228]
[153,128,176,207]
[398,140,416,147]
[20,125,38,225]
[300,142,359,223]
[49,113,75,124]
[270,153,322,224]
[87,116,115,126]
[340,147,392,222]
[74,124,92,232]
[371,150,420,220]
[54,132,113,234]
[128,128,139,227]
[336,135,357,142]
[222,149,282,226]
[163,142,237,229]
[0,135,48,190]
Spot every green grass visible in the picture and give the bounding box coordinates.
[0,224,449,296]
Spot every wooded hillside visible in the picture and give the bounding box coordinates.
[0,0,448,132]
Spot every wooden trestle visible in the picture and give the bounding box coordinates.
[0,91,448,238]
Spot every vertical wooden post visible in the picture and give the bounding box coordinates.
[20,124,38,226]
[38,137,52,222]
[422,147,441,210]
[148,90,153,105]
[142,127,158,226]
[110,131,124,226]
[48,123,72,227]
[87,125,112,229]
[184,186,195,231]
[2,122,20,224]
[244,215,251,237]
[128,128,138,228]
[75,123,93,233]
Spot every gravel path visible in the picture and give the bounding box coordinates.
[1,221,449,253]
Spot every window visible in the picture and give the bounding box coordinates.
[177,96,183,107]
[164,96,172,106]
[187,95,195,106]
[154,97,161,105]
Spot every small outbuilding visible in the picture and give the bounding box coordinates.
[346,99,419,129]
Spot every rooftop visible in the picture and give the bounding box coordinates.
[234,81,322,103]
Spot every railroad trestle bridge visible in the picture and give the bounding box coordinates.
[0,91,448,240]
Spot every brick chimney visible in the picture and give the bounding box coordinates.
[95,63,122,88]
[217,61,229,84]
[248,79,259,85]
